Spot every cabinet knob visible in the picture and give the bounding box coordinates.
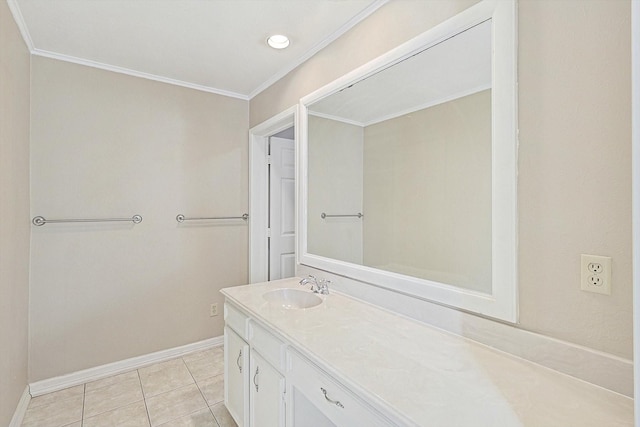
[320,387,344,409]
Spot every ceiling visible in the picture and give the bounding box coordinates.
[309,20,492,126]
[10,0,385,99]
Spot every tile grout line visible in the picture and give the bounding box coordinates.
[200,351,228,424]
[183,355,218,425]
[144,356,211,426]
[137,369,153,427]
[81,383,86,427]
[80,375,146,422]
[182,354,222,427]
[172,358,207,422]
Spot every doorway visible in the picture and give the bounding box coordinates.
[248,106,297,283]
[268,129,296,280]
[632,0,639,423]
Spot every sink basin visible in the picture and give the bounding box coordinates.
[263,288,323,309]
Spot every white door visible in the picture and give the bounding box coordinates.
[269,136,296,280]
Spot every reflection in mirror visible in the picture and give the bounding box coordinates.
[306,20,493,293]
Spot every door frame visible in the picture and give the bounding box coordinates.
[248,106,298,283]
[632,0,639,422]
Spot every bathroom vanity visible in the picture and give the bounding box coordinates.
[221,278,632,427]
[228,4,634,425]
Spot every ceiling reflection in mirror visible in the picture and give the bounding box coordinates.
[306,20,493,293]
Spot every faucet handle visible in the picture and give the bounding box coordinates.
[317,279,331,295]
[299,275,317,290]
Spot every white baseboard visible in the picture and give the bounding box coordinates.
[9,386,31,427]
[29,336,223,397]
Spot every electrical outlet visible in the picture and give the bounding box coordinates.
[587,275,602,287]
[581,254,611,295]
[587,262,603,274]
[210,303,219,317]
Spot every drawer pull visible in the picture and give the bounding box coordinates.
[254,366,260,392]
[236,349,243,373]
[320,387,344,409]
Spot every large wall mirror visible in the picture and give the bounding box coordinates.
[298,0,517,322]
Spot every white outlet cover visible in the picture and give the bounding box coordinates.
[580,254,612,295]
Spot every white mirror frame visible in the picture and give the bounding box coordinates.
[297,0,518,322]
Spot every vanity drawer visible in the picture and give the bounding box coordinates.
[249,321,285,371]
[286,349,393,427]
[224,302,249,340]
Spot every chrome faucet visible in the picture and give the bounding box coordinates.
[299,275,316,289]
[316,278,331,295]
[299,275,331,295]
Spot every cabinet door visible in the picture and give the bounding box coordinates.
[249,351,285,427]
[225,326,249,427]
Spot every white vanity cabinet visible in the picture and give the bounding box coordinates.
[224,300,395,427]
[222,281,634,427]
[224,302,286,427]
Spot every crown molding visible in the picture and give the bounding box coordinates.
[361,83,492,127]
[248,0,389,99]
[309,110,365,127]
[7,0,34,51]
[31,49,249,100]
[308,84,491,128]
[8,0,388,101]
[9,0,247,99]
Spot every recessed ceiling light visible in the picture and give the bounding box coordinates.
[267,35,290,49]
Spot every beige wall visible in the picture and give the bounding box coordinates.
[0,1,31,424]
[29,57,249,381]
[307,115,363,263]
[518,0,631,358]
[252,0,633,359]
[363,90,492,293]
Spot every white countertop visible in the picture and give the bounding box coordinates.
[221,278,633,427]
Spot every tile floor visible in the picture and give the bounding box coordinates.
[21,346,238,427]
